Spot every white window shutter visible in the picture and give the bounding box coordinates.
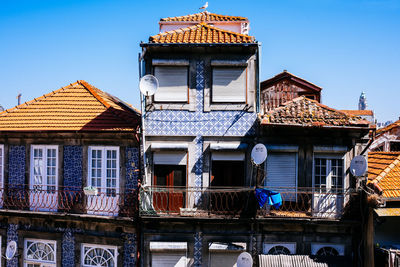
[212,67,246,102]
[153,152,187,165]
[154,66,188,102]
[265,152,297,201]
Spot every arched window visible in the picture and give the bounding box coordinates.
[316,246,339,256]
[24,239,56,267]
[267,245,291,255]
[82,244,117,267]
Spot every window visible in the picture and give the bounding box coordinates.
[30,145,58,192]
[153,66,188,102]
[24,239,56,267]
[211,152,245,186]
[265,152,297,201]
[82,244,117,267]
[88,146,119,196]
[212,67,246,102]
[314,156,344,193]
[263,243,296,255]
[150,242,187,267]
[390,141,400,151]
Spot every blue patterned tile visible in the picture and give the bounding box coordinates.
[6,224,18,267]
[62,229,75,267]
[123,233,137,266]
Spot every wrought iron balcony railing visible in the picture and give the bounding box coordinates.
[0,185,137,218]
[139,186,354,219]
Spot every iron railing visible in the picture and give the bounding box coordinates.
[139,186,354,219]
[0,185,137,217]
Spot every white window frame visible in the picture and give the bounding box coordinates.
[24,238,57,267]
[30,145,59,191]
[211,66,247,103]
[81,243,118,267]
[88,146,120,194]
[311,243,345,256]
[263,242,296,255]
[312,154,345,192]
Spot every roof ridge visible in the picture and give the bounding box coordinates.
[160,11,248,22]
[371,154,400,184]
[78,80,111,109]
[0,82,80,116]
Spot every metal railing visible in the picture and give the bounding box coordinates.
[139,186,354,219]
[0,185,137,217]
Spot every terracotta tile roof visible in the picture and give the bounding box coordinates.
[160,11,248,22]
[261,71,322,92]
[377,119,400,135]
[368,152,400,199]
[260,96,371,128]
[340,110,374,116]
[149,23,255,44]
[0,81,140,132]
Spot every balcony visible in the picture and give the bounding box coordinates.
[0,185,137,218]
[139,186,354,219]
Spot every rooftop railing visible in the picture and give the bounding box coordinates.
[0,185,137,218]
[139,186,354,219]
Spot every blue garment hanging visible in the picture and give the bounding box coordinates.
[255,188,282,209]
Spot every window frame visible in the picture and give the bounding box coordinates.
[24,238,57,267]
[312,154,345,193]
[88,146,120,194]
[30,145,59,191]
[81,243,118,267]
[152,65,189,103]
[211,66,247,104]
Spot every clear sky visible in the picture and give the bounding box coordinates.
[1,0,399,123]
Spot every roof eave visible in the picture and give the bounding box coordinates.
[260,122,372,130]
[140,42,258,47]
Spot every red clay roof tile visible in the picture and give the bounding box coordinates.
[160,11,248,22]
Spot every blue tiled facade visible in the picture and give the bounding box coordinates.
[63,146,83,188]
[6,224,18,267]
[194,232,203,267]
[144,60,256,137]
[8,146,25,186]
[62,228,75,267]
[125,147,140,191]
[123,233,137,266]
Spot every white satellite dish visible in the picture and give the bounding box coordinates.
[350,155,368,177]
[5,241,17,260]
[139,75,159,96]
[251,143,268,165]
[237,252,253,267]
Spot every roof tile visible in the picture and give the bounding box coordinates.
[160,11,248,22]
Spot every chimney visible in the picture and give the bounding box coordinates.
[17,93,21,105]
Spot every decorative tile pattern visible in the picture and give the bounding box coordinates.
[62,228,75,267]
[126,147,140,191]
[194,232,203,267]
[8,146,25,194]
[63,146,83,188]
[123,233,137,267]
[251,236,257,264]
[6,224,18,267]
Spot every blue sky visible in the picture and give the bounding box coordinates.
[0,0,399,122]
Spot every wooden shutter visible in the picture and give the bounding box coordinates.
[153,152,187,165]
[212,67,246,102]
[154,66,188,102]
[265,152,297,200]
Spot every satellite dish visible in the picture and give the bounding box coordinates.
[350,155,367,177]
[237,252,253,267]
[5,241,17,260]
[251,143,268,165]
[139,75,159,96]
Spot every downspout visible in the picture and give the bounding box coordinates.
[256,42,261,114]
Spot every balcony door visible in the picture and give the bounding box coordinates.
[30,145,58,212]
[153,151,187,213]
[312,156,344,218]
[87,146,119,216]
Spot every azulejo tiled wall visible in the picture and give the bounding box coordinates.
[62,228,75,267]
[63,146,83,189]
[6,224,18,267]
[123,233,137,266]
[125,147,140,191]
[144,60,256,137]
[9,146,25,187]
[193,232,203,267]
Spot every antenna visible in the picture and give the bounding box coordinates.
[251,143,268,165]
[139,75,159,97]
[236,252,253,267]
[5,241,17,260]
[350,155,367,177]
